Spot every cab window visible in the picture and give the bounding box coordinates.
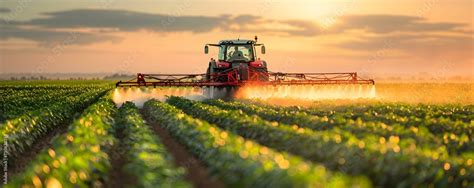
[225,45,254,61]
[218,45,225,61]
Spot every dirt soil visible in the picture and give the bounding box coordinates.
[106,124,136,188]
[144,115,225,188]
[6,122,69,178]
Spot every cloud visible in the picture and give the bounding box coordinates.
[331,33,473,60]
[331,14,468,34]
[1,9,327,45]
[1,8,471,54]
[0,24,120,46]
[0,8,11,13]
[22,9,227,33]
[280,20,321,36]
[20,9,318,36]
[322,15,472,59]
[229,15,262,24]
[221,18,322,37]
[17,9,469,37]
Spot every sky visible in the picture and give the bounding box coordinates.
[0,0,472,78]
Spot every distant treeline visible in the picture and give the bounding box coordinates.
[3,73,135,81]
[103,73,134,80]
[8,76,102,81]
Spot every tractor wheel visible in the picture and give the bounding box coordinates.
[260,68,269,81]
[206,66,211,81]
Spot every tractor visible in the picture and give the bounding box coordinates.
[116,36,374,99]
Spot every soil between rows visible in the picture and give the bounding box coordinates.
[106,122,136,188]
[3,92,108,183]
[142,113,225,188]
[5,122,69,179]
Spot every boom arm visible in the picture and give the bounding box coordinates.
[116,68,374,87]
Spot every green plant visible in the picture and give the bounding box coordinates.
[169,97,472,187]
[0,88,108,157]
[6,95,117,188]
[117,102,190,188]
[144,99,369,188]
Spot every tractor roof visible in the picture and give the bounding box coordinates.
[218,39,255,45]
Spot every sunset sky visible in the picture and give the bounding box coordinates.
[0,0,472,77]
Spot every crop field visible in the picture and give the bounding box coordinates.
[0,81,473,188]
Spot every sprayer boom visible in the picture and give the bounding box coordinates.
[115,68,374,88]
[116,37,375,100]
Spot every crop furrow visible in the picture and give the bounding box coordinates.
[0,88,108,158]
[144,99,369,188]
[0,88,93,121]
[259,101,474,137]
[266,101,473,122]
[6,95,117,187]
[112,102,191,187]
[169,97,473,187]
[205,99,473,154]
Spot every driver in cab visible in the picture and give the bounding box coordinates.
[231,46,243,58]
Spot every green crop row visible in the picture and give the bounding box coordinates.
[169,97,473,187]
[0,85,109,103]
[270,100,473,122]
[204,99,472,155]
[6,95,117,187]
[0,80,113,88]
[116,102,191,187]
[306,107,473,137]
[143,99,370,188]
[0,87,98,121]
[299,103,474,155]
[205,99,435,138]
[260,101,474,138]
[0,88,50,103]
[326,103,473,123]
[0,88,107,158]
[0,87,65,111]
[0,83,113,122]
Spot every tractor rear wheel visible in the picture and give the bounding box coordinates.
[206,67,211,81]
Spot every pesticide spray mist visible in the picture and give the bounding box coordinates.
[113,87,205,107]
[113,84,377,107]
[236,84,377,100]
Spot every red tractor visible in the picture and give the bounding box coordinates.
[116,36,374,98]
[205,37,269,83]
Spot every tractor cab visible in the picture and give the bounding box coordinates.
[205,36,268,82]
[222,42,254,62]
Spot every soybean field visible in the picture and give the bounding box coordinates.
[1,81,473,188]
